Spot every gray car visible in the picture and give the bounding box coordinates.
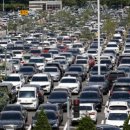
[87,75,109,94]
[43,67,61,81]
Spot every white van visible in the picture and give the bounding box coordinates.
[17,87,39,110]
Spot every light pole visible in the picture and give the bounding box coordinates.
[67,97,70,130]
[97,0,101,75]
[3,0,4,12]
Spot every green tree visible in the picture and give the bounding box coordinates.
[33,109,52,130]
[123,115,130,130]
[102,17,117,39]
[76,116,96,130]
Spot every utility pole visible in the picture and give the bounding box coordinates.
[67,97,70,130]
[3,0,4,12]
[97,0,101,75]
[4,48,7,77]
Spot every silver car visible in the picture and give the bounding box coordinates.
[43,67,61,81]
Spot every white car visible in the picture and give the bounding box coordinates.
[2,73,25,91]
[72,43,85,53]
[77,103,97,122]
[105,43,119,54]
[29,56,46,71]
[29,73,53,93]
[104,101,130,118]
[58,76,81,94]
[17,87,39,110]
[102,111,128,128]
[71,103,89,125]
[12,50,23,58]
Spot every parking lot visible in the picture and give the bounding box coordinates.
[0,4,130,130]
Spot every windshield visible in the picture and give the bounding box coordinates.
[80,92,98,99]
[49,92,67,99]
[44,68,58,72]
[32,76,48,81]
[80,106,92,110]
[4,106,21,111]
[41,54,51,58]
[108,113,128,120]
[76,60,87,64]
[0,113,22,120]
[39,105,56,111]
[19,91,35,98]
[20,67,34,72]
[89,76,104,82]
[29,59,44,63]
[68,67,82,72]
[117,78,130,83]
[121,59,130,64]
[4,76,20,81]
[109,106,127,110]
[30,50,41,53]
[60,78,76,83]
[111,93,130,100]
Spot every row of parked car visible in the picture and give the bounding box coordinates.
[0,6,130,130]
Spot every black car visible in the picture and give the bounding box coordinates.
[82,86,103,98]
[47,91,71,111]
[38,103,63,123]
[110,83,130,96]
[79,91,103,111]
[67,65,86,81]
[32,110,59,130]
[96,124,120,130]
[109,91,130,103]
[3,104,28,122]
[0,111,26,130]
[106,71,126,88]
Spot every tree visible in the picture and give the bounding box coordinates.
[102,17,117,39]
[76,116,96,130]
[123,115,130,130]
[33,109,52,130]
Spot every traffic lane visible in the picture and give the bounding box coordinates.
[27,81,108,127]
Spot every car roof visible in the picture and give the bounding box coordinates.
[32,73,49,77]
[109,101,128,106]
[7,73,22,76]
[19,87,36,91]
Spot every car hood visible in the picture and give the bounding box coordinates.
[0,120,24,127]
[58,83,78,88]
[49,119,57,125]
[2,81,21,86]
[48,99,67,104]
[30,82,50,86]
[49,72,60,76]
[106,120,124,127]
[79,98,100,103]
[88,82,105,86]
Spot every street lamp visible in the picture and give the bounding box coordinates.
[2,0,4,11]
[97,0,101,75]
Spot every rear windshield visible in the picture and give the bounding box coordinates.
[113,86,130,91]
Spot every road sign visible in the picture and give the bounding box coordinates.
[20,10,28,16]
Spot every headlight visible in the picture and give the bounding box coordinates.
[53,123,58,127]
[17,99,21,102]
[32,99,37,102]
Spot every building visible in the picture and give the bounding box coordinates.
[29,0,62,11]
